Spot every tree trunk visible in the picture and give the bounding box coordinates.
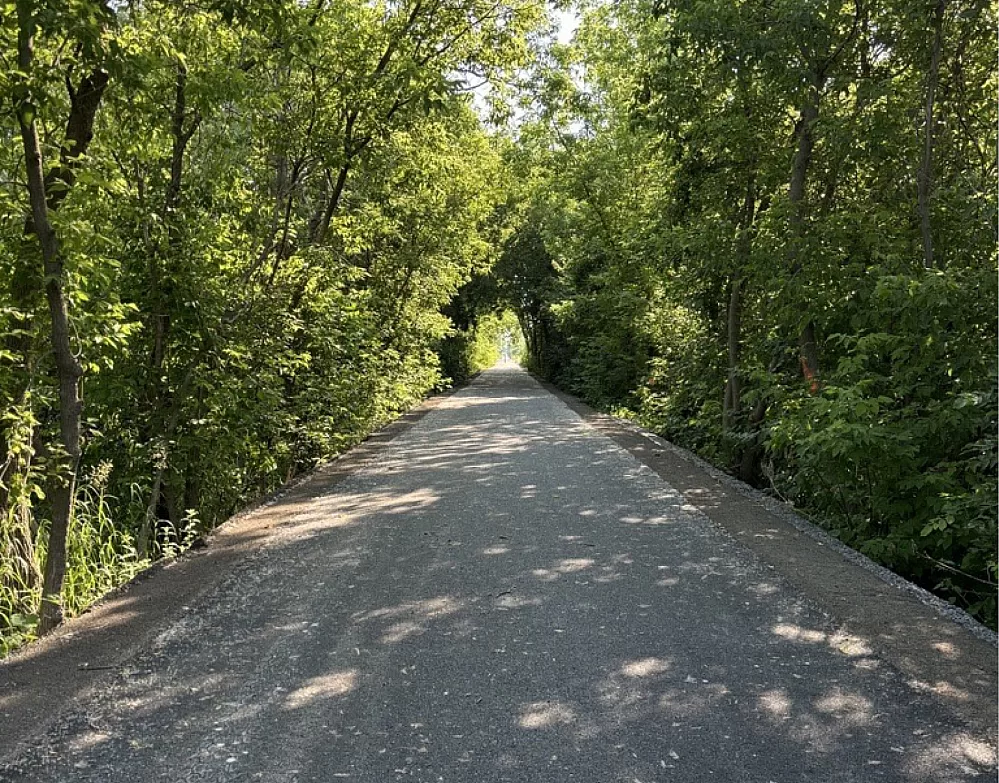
[32,191,83,635]
[15,4,108,634]
[137,464,164,560]
[738,397,769,486]
[723,276,743,429]
[2,46,109,611]
[798,320,821,394]
[141,60,201,554]
[724,172,757,429]
[315,163,351,246]
[789,84,822,392]
[789,96,818,221]
[165,62,195,214]
[918,0,945,270]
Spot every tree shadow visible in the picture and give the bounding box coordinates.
[1,368,993,782]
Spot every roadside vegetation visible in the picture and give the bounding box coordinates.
[0,0,544,654]
[489,0,997,627]
[1,0,994,656]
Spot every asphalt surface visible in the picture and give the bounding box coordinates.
[1,367,995,782]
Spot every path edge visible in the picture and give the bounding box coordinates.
[0,377,470,763]
[532,371,998,738]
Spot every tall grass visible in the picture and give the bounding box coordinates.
[1,462,147,657]
[61,462,147,619]
[0,511,40,657]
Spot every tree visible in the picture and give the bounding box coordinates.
[7,0,115,634]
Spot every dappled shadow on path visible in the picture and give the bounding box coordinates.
[3,369,994,782]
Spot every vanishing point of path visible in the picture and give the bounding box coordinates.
[1,367,995,782]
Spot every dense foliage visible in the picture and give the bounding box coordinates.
[497,0,997,626]
[0,0,543,652]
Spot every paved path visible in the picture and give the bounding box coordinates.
[1,368,995,781]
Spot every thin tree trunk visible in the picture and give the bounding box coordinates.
[786,3,863,390]
[918,0,945,270]
[738,397,769,485]
[137,467,164,560]
[165,61,198,215]
[789,85,822,393]
[789,96,818,219]
[139,59,203,556]
[137,364,195,558]
[724,172,757,429]
[315,162,351,246]
[2,56,108,604]
[798,320,821,393]
[24,147,82,636]
[15,3,108,634]
[723,277,743,429]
